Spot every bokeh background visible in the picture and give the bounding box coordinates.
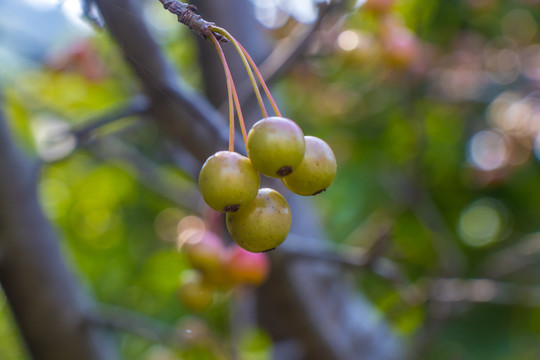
[3,0,540,359]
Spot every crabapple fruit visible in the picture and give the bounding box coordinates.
[247,117,305,177]
[226,188,291,252]
[282,136,337,196]
[183,231,225,274]
[178,270,213,311]
[224,245,269,286]
[198,151,260,212]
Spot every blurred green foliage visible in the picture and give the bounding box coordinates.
[281,0,540,358]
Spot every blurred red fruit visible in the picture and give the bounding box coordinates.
[224,245,270,286]
[46,39,107,82]
[380,18,420,69]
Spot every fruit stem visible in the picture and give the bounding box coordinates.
[209,32,235,152]
[236,42,282,117]
[209,26,269,119]
[231,71,248,146]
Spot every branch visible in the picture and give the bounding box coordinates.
[282,225,395,274]
[157,0,227,42]
[281,228,422,305]
[255,2,335,85]
[0,93,114,360]
[410,276,540,357]
[384,170,466,276]
[91,305,183,348]
[90,136,202,214]
[480,233,540,279]
[72,95,150,145]
[93,304,233,357]
[219,1,341,114]
[94,0,231,163]
[82,0,104,28]
[429,278,540,308]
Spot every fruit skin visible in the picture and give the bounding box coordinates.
[198,151,260,212]
[183,231,225,274]
[178,271,213,311]
[226,188,291,253]
[202,266,235,289]
[282,136,337,196]
[247,117,305,178]
[224,245,269,286]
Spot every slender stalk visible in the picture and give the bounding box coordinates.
[230,72,248,146]
[209,33,235,152]
[236,42,282,117]
[209,26,269,119]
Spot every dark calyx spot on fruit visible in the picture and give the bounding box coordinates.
[263,248,276,253]
[276,166,293,176]
[312,188,327,196]
[224,204,240,212]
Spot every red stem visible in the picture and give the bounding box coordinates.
[237,42,282,117]
[209,33,235,152]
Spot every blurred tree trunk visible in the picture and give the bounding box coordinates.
[0,97,115,359]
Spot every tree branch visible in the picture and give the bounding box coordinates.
[90,136,202,214]
[91,305,183,348]
[157,0,227,42]
[218,1,342,114]
[429,278,540,307]
[384,169,466,276]
[94,0,231,163]
[82,0,104,28]
[72,95,150,145]
[93,304,232,357]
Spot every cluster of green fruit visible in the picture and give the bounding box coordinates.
[178,230,269,311]
[199,116,336,253]
[195,27,336,253]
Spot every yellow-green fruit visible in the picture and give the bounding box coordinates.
[178,271,213,311]
[226,188,291,253]
[247,117,305,177]
[282,136,337,196]
[183,231,224,274]
[198,151,260,212]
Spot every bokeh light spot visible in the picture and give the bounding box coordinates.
[469,130,508,171]
[484,40,521,84]
[31,115,76,162]
[502,9,537,45]
[254,2,288,29]
[338,30,360,52]
[154,208,185,242]
[39,178,70,219]
[458,199,503,247]
[177,216,206,249]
